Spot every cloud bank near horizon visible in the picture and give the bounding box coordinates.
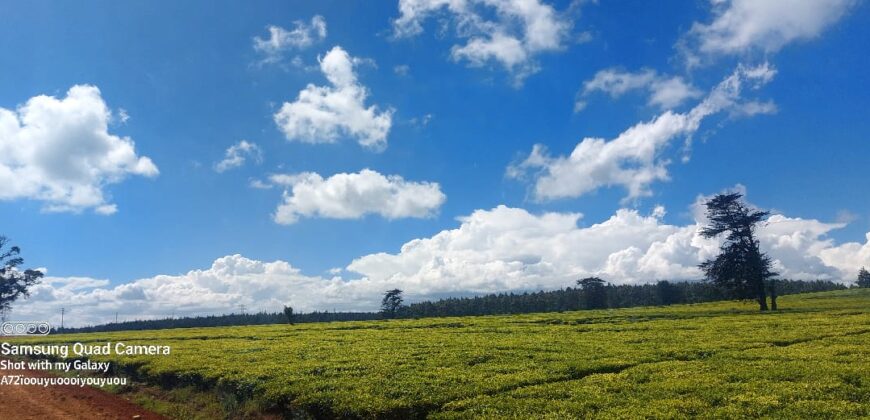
[10,195,869,327]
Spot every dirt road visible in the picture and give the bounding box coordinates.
[0,364,163,420]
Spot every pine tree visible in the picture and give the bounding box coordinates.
[698,193,777,311]
[0,236,43,315]
[381,289,404,319]
[857,267,870,288]
[577,277,608,309]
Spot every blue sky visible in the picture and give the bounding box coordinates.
[2,0,869,324]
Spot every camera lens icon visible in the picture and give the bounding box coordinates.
[0,321,51,336]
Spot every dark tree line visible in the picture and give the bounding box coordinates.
[59,278,846,333]
[398,279,845,318]
[62,310,381,333]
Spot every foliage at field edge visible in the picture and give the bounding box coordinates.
[9,289,870,419]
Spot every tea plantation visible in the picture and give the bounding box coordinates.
[11,289,870,418]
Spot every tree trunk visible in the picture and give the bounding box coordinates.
[757,281,768,311]
[769,280,777,311]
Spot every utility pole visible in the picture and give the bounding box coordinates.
[238,304,247,315]
[60,308,65,330]
[115,312,118,324]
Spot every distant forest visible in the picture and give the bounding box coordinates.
[58,279,847,334]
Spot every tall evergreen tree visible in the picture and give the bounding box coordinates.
[381,289,404,319]
[0,236,43,316]
[698,193,777,311]
[577,277,608,309]
[857,267,870,288]
[656,280,681,305]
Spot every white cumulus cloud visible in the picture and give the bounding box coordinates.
[348,200,868,293]
[254,16,327,64]
[0,85,158,214]
[578,68,702,111]
[509,63,776,202]
[682,0,855,65]
[393,0,572,84]
[214,140,262,172]
[267,169,446,224]
[819,233,870,278]
[273,46,394,150]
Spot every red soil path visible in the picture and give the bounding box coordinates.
[0,363,163,420]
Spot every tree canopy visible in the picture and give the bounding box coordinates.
[698,193,777,310]
[0,236,43,315]
[577,277,608,309]
[381,289,405,318]
[857,267,870,288]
